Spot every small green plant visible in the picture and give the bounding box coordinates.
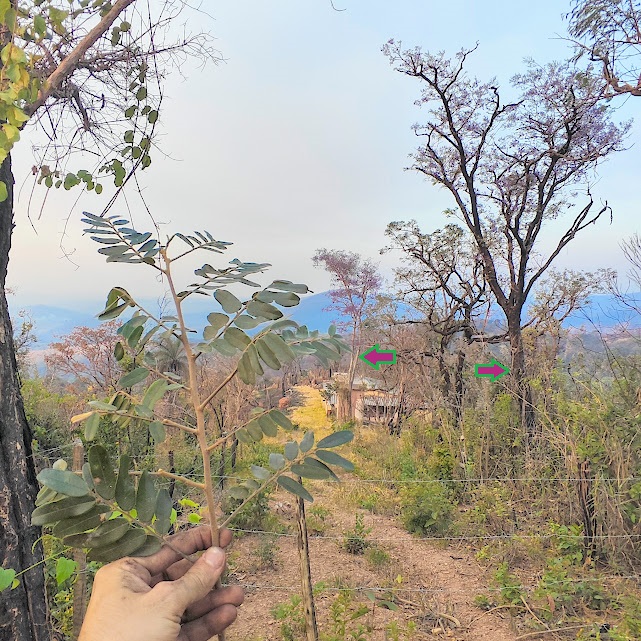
[223,489,272,532]
[400,482,454,535]
[494,562,524,605]
[384,620,417,641]
[342,513,372,555]
[365,546,390,569]
[322,589,370,641]
[252,533,279,569]
[473,594,494,610]
[271,594,305,641]
[307,505,331,535]
[548,521,584,564]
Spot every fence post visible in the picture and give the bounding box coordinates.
[295,476,319,641]
[71,439,87,640]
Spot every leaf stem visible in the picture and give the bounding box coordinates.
[162,250,225,641]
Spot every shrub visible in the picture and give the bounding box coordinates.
[253,533,279,569]
[400,482,454,535]
[342,513,372,555]
[365,546,390,569]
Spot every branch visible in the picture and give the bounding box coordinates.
[155,469,205,489]
[25,0,137,118]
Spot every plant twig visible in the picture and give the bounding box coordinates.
[514,624,591,640]
[156,469,205,489]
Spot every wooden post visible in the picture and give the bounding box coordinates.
[295,477,319,641]
[71,439,87,641]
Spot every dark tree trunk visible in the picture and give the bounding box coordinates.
[507,313,536,437]
[0,155,50,641]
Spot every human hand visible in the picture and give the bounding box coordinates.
[78,526,244,641]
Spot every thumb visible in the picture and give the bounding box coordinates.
[169,547,226,612]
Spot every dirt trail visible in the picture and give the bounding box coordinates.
[225,387,518,641]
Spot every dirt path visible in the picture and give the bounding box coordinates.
[225,387,518,641]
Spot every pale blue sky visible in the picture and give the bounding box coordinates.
[8,0,640,312]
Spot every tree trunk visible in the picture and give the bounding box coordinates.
[507,314,536,438]
[0,154,50,641]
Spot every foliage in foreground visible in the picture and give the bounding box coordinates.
[1,213,356,591]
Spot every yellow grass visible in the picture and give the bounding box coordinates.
[288,385,333,440]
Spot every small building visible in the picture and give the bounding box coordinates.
[321,374,400,424]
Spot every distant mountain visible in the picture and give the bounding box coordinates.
[9,291,641,350]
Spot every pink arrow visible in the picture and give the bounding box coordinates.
[358,344,397,370]
[474,359,509,382]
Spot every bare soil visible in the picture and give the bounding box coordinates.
[224,387,519,641]
[226,487,518,641]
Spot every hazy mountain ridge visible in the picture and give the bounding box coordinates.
[9,292,641,349]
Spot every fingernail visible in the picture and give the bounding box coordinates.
[203,546,224,568]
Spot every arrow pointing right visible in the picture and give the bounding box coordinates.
[474,359,509,382]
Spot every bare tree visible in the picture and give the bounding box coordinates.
[383,221,496,432]
[312,249,382,420]
[383,41,629,435]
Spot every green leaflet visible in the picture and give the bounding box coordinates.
[0,568,16,592]
[55,558,77,586]
[251,465,271,480]
[114,341,125,362]
[142,379,169,410]
[84,412,100,441]
[65,517,129,549]
[210,337,237,357]
[88,445,116,500]
[214,289,242,313]
[87,527,147,563]
[257,413,278,437]
[228,486,248,500]
[247,344,264,377]
[234,314,263,330]
[32,496,96,526]
[284,441,299,461]
[117,315,148,338]
[302,457,339,481]
[224,327,251,350]
[149,420,166,443]
[269,280,309,294]
[131,536,163,557]
[299,430,314,453]
[118,367,149,388]
[35,485,61,507]
[246,420,263,441]
[269,453,285,470]
[269,410,294,431]
[82,463,95,491]
[316,430,354,449]
[261,333,296,364]
[315,450,354,472]
[37,469,90,497]
[154,489,172,536]
[236,429,252,444]
[237,350,256,385]
[277,476,313,502]
[52,505,111,539]
[136,471,157,523]
[290,461,329,480]
[255,337,280,370]
[246,300,283,320]
[115,455,135,511]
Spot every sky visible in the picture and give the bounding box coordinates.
[7,0,641,314]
